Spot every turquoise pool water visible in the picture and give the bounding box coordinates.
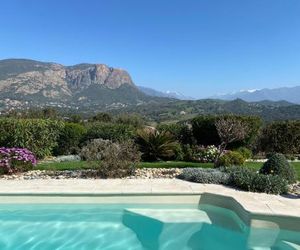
[0,204,299,250]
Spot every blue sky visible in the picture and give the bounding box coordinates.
[1,0,300,98]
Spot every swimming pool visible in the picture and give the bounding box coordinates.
[0,201,299,250]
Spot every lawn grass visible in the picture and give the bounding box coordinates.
[37,161,210,170]
[37,161,96,171]
[139,161,212,169]
[36,160,300,181]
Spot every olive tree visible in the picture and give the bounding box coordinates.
[214,116,249,165]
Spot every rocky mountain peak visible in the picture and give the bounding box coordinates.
[0,59,135,100]
[65,63,134,91]
[0,58,153,111]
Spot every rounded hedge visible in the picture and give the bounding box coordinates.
[236,147,252,159]
[217,151,245,167]
[260,153,297,184]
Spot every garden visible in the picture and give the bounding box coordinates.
[0,113,299,195]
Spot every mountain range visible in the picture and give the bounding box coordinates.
[138,86,194,100]
[212,86,300,104]
[0,58,300,121]
[140,85,300,105]
[0,58,159,110]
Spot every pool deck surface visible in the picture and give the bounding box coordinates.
[0,179,299,218]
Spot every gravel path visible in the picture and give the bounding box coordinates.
[0,168,183,180]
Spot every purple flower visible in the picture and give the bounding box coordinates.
[0,147,37,174]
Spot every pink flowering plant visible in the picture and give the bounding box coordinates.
[0,147,37,174]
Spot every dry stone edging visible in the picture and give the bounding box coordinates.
[0,168,183,180]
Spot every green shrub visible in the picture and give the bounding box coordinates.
[157,123,195,144]
[13,107,59,119]
[191,115,262,148]
[260,153,297,184]
[236,147,252,159]
[54,123,86,155]
[179,166,289,194]
[81,139,141,178]
[173,144,185,161]
[229,167,288,194]
[251,174,288,194]
[101,140,140,178]
[181,144,195,162]
[80,138,112,161]
[69,114,83,123]
[284,154,297,161]
[116,114,145,128]
[217,151,245,167]
[266,152,276,159]
[191,116,220,146]
[89,113,113,122]
[228,167,254,191]
[0,118,64,159]
[84,122,135,142]
[136,129,179,161]
[178,168,230,184]
[259,121,300,154]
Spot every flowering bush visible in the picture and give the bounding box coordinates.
[194,145,219,163]
[0,147,37,174]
